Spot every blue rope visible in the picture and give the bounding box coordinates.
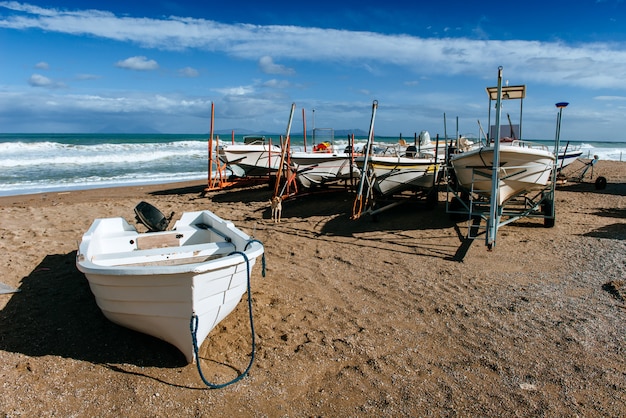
[245,239,266,277]
[190,240,263,389]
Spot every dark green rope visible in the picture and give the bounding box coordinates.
[190,241,263,389]
[245,239,266,277]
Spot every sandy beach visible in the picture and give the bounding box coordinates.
[1,159,624,416]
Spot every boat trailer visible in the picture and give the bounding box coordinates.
[445,66,563,250]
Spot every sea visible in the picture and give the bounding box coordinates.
[1,133,625,197]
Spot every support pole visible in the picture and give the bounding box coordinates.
[551,102,569,218]
[273,103,296,198]
[351,100,378,219]
[207,102,216,190]
[486,66,504,249]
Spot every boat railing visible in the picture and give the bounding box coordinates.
[510,140,550,151]
[557,142,581,152]
[380,144,402,156]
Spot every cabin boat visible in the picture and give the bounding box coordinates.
[450,140,555,206]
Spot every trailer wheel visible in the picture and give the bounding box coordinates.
[595,176,607,190]
[542,199,555,228]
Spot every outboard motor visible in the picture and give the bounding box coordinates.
[134,201,170,232]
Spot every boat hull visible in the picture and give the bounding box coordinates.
[291,152,360,188]
[557,149,583,170]
[450,145,555,205]
[218,143,283,177]
[76,210,264,363]
[357,156,440,196]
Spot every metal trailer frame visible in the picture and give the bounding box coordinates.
[444,67,566,249]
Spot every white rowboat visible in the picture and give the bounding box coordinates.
[76,209,264,363]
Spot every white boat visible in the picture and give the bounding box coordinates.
[450,140,556,205]
[218,136,283,177]
[76,207,264,363]
[356,147,440,196]
[556,145,583,170]
[290,143,360,188]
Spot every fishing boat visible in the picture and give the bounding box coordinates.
[76,205,264,363]
[356,145,440,196]
[450,140,556,205]
[290,142,360,188]
[217,135,283,177]
[556,144,583,171]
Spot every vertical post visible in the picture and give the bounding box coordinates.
[302,108,307,152]
[208,102,215,189]
[551,102,568,217]
[487,66,504,249]
[273,103,296,198]
[351,100,378,219]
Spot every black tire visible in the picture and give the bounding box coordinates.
[595,176,607,190]
[542,198,555,228]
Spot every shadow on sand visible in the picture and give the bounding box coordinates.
[0,252,187,367]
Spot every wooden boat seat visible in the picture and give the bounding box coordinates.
[92,241,236,266]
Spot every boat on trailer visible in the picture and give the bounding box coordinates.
[450,140,555,205]
[446,66,565,249]
[217,135,283,177]
[291,148,360,188]
[356,147,440,197]
[556,143,583,171]
[76,204,264,363]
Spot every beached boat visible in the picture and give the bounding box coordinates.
[76,207,264,363]
[217,135,283,177]
[450,140,556,205]
[356,147,440,196]
[556,145,583,171]
[290,143,360,188]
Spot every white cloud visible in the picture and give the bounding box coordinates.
[75,73,100,81]
[263,79,292,89]
[258,56,295,75]
[34,61,49,70]
[115,56,159,71]
[3,3,626,90]
[178,66,199,77]
[214,86,255,96]
[594,95,626,101]
[28,73,65,88]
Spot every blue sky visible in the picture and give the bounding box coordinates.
[1,1,626,140]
